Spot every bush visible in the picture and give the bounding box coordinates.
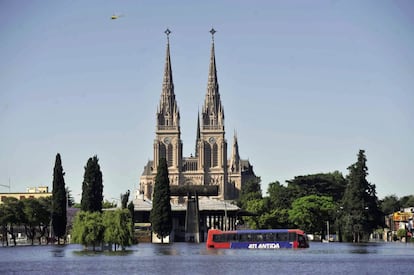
[397,228,406,240]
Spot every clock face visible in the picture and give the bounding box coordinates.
[209,137,216,143]
[164,137,171,144]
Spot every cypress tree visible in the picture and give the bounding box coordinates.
[150,158,172,243]
[341,150,382,242]
[51,153,67,244]
[81,156,103,212]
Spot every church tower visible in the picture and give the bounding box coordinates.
[196,29,227,199]
[153,29,183,177]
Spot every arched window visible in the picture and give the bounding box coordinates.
[159,143,166,161]
[212,143,218,167]
[204,142,211,168]
[167,143,173,167]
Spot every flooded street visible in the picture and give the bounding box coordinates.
[1,242,414,274]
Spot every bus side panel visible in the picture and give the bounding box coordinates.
[213,242,231,249]
[230,242,293,249]
[206,229,231,249]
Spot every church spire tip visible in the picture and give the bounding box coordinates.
[210,28,216,43]
[165,28,171,43]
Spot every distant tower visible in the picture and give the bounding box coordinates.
[196,29,227,199]
[154,29,182,173]
[140,29,183,198]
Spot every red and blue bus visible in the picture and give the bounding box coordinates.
[206,229,309,249]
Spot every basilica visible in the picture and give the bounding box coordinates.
[139,30,257,202]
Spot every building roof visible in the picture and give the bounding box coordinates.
[141,161,153,176]
[198,197,239,211]
[133,196,239,212]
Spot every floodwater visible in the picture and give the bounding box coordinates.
[1,242,414,274]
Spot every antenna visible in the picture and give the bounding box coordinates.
[0,178,11,193]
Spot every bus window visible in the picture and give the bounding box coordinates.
[263,233,272,242]
[213,234,224,242]
[297,234,308,248]
[276,233,288,241]
[240,233,252,242]
[255,233,263,241]
[225,234,238,242]
[289,232,297,242]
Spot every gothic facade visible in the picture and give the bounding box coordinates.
[139,31,256,201]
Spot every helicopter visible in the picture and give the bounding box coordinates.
[111,13,124,20]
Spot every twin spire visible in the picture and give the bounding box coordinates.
[162,28,173,90]
[158,28,223,131]
[157,28,179,129]
[208,28,218,88]
[202,28,224,129]
[162,27,218,91]
[157,28,239,163]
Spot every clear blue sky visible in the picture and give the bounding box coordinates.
[1,0,413,202]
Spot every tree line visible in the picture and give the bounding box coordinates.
[0,196,51,246]
[238,150,406,242]
[1,154,134,250]
[3,150,411,246]
[0,153,71,246]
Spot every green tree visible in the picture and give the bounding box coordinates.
[127,201,135,243]
[150,158,172,243]
[66,187,75,207]
[102,200,117,209]
[71,211,104,251]
[340,150,383,242]
[380,195,401,215]
[266,208,291,229]
[81,155,103,212]
[238,176,262,209]
[103,211,117,250]
[121,190,130,209]
[52,153,67,243]
[244,199,267,229]
[399,195,414,208]
[37,196,52,244]
[286,171,346,202]
[242,198,291,229]
[0,204,7,246]
[103,209,133,251]
[397,228,407,240]
[267,181,294,210]
[22,198,48,245]
[1,197,25,246]
[288,195,336,237]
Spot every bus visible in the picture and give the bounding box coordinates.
[206,229,309,249]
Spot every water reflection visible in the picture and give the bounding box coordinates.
[1,242,414,274]
[153,244,181,256]
[73,249,134,257]
[50,246,65,257]
[201,248,226,256]
[348,243,376,254]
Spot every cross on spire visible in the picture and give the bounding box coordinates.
[210,28,216,42]
[165,28,171,42]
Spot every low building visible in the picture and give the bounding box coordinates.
[133,191,241,242]
[384,208,414,241]
[0,186,51,204]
